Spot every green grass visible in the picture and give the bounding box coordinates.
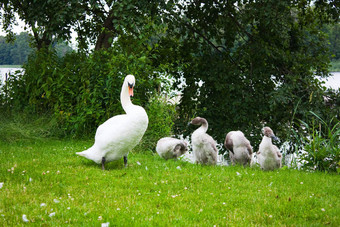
[0,139,339,226]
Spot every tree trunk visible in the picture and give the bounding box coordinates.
[95,13,117,50]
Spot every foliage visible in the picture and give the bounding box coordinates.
[0,33,31,65]
[0,139,339,225]
[324,23,340,60]
[137,94,177,152]
[0,0,339,148]
[0,0,84,49]
[163,0,339,149]
[0,32,73,65]
[330,60,340,71]
[291,111,340,172]
[0,31,173,136]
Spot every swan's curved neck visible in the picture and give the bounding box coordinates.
[120,81,133,113]
[198,121,208,133]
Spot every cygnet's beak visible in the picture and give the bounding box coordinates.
[187,121,192,126]
[271,135,280,142]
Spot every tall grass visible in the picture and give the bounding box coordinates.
[291,111,340,172]
[0,111,63,142]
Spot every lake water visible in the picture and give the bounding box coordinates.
[1,67,340,89]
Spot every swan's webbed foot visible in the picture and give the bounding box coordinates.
[124,156,128,167]
[101,157,106,170]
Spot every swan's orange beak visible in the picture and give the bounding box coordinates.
[128,87,134,97]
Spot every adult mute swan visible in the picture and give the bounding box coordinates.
[156,137,188,160]
[224,130,253,166]
[190,117,218,165]
[76,75,148,170]
[257,127,282,171]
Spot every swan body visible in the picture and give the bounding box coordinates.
[257,127,282,171]
[190,117,218,165]
[224,130,253,166]
[76,75,148,169]
[156,137,188,160]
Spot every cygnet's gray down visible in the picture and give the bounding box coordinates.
[156,137,188,160]
[190,117,218,165]
[257,127,282,171]
[224,130,253,166]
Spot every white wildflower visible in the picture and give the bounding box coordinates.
[176,166,181,170]
[29,178,33,182]
[321,208,325,212]
[40,203,46,207]
[269,215,272,218]
[300,182,303,184]
[236,172,241,176]
[0,182,3,189]
[136,161,141,165]
[117,208,120,211]
[49,212,55,217]
[53,199,60,203]
[98,216,103,221]
[101,222,110,227]
[145,166,148,170]
[268,182,273,187]
[67,207,70,210]
[22,214,29,222]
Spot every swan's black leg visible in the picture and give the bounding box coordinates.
[101,157,106,170]
[124,156,128,167]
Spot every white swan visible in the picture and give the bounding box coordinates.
[156,137,188,160]
[224,130,253,166]
[257,127,282,171]
[76,75,148,170]
[190,117,218,165]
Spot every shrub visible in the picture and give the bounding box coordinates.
[0,42,173,137]
[136,94,177,152]
[292,111,340,172]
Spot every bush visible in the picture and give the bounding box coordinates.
[0,42,173,137]
[136,94,177,152]
[292,111,340,172]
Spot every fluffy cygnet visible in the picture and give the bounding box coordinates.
[156,137,188,160]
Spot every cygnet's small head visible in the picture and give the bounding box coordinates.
[174,142,188,155]
[190,117,207,126]
[125,74,135,97]
[262,127,279,141]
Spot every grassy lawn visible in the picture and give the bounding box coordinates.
[0,139,339,226]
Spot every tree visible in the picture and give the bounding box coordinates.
[164,0,339,148]
[0,0,84,49]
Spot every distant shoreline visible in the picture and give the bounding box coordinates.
[0,65,22,68]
